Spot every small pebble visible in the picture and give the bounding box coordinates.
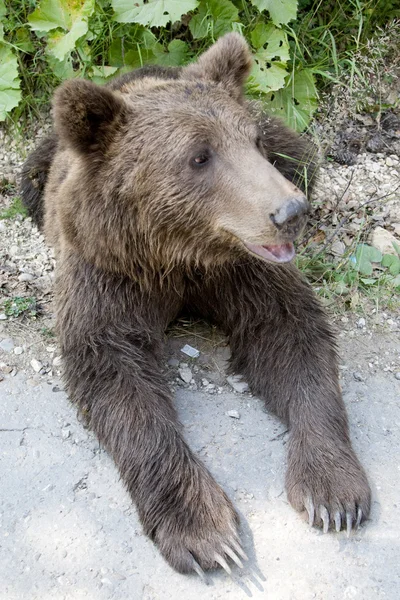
[227,410,240,419]
[61,428,71,440]
[18,272,34,282]
[178,367,192,384]
[227,374,249,393]
[31,359,43,373]
[14,347,23,355]
[167,358,180,367]
[53,355,62,367]
[395,372,400,381]
[0,314,6,320]
[0,338,14,352]
[357,318,366,328]
[353,372,365,382]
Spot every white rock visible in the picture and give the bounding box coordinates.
[14,347,23,355]
[331,240,346,256]
[227,410,240,419]
[227,374,249,393]
[0,338,14,352]
[30,359,42,373]
[371,227,399,255]
[53,355,62,367]
[0,313,6,320]
[178,367,192,384]
[18,272,34,282]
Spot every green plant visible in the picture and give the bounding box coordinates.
[3,295,38,318]
[0,195,28,219]
[0,0,318,131]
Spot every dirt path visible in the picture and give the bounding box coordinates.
[1,319,400,599]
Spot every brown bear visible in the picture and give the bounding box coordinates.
[21,33,371,576]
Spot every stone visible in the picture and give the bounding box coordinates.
[353,372,365,382]
[227,410,240,419]
[167,358,180,367]
[30,359,42,373]
[178,367,193,384]
[227,374,249,393]
[52,356,62,367]
[371,227,399,255]
[18,272,34,282]
[0,338,14,352]
[395,372,400,381]
[14,347,23,355]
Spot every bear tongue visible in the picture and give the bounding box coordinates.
[244,242,295,263]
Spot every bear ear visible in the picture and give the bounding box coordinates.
[184,33,252,100]
[53,79,126,154]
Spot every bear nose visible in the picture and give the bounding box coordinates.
[270,196,309,234]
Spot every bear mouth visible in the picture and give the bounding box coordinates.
[243,241,295,263]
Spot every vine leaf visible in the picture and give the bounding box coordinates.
[249,0,298,25]
[264,69,318,131]
[0,45,21,120]
[153,40,189,66]
[189,0,239,39]
[29,0,95,61]
[112,0,199,27]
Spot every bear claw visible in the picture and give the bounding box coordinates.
[319,505,329,533]
[214,553,232,575]
[305,499,366,535]
[222,543,244,569]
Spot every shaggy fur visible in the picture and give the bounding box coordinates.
[21,33,371,575]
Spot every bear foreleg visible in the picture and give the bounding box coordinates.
[56,252,244,574]
[188,260,371,533]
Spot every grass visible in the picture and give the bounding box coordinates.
[0,196,28,220]
[2,296,38,319]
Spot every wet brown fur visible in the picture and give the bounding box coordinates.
[21,34,371,574]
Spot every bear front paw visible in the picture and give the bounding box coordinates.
[150,476,246,575]
[286,441,371,535]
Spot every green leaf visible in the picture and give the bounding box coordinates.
[90,65,119,84]
[382,254,400,275]
[189,7,209,39]
[108,27,157,67]
[189,0,238,40]
[47,53,77,79]
[382,253,397,267]
[392,240,400,256]
[47,19,88,60]
[248,58,288,93]
[112,0,199,27]
[29,0,95,61]
[250,24,289,61]
[153,40,189,66]
[0,45,21,120]
[14,28,35,54]
[392,274,400,288]
[0,0,6,19]
[262,69,318,131]
[250,0,298,25]
[360,277,377,285]
[356,244,382,263]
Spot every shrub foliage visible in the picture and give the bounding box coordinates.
[0,0,397,130]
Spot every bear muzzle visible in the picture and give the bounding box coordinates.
[270,195,309,237]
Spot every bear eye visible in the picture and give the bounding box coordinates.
[191,150,212,168]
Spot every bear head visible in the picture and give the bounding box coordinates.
[51,33,309,277]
